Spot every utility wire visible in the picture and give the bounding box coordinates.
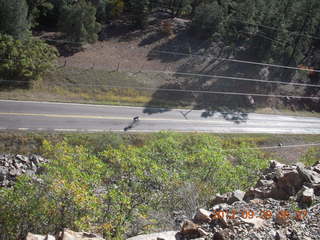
[219,142,320,152]
[149,0,320,41]
[1,37,318,74]
[1,79,319,100]
[152,50,320,73]
[1,59,320,88]
[136,69,320,88]
[232,18,320,41]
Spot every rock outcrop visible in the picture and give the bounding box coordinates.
[26,229,104,240]
[128,160,320,240]
[0,154,48,187]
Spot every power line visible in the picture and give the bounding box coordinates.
[232,18,320,41]
[1,58,320,88]
[1,79,319,100]
[220,142,320,152]
[136,69,320,88]
[1,36,318,74]
[33,37,319,73]
[149,0,320,41]
[152,50,320,73]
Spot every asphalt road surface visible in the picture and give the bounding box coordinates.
[1,100,320,134]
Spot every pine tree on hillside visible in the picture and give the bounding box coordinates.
[0,0,30,39]
[126,0,150,28]
[59,0,101,44]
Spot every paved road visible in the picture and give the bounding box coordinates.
[1,100,320,134]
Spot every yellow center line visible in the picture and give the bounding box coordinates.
[0,112,228,124]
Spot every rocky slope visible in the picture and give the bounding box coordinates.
[0,154,48,187]
[128,160,320,240]
[4,155,320,239]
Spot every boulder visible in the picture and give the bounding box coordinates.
[244,187,271,201]
[59,229,104,240]
[255,179,274,188]
[26,233,55,240]
[127,231,180,240]
[311,161,320,174]
[297,163,320,184]
[180,220,200,236]
[239,217,265,229]
[193,208,212,223]
[211,193,230,206]
[270,168,304,200]
[270,160,285,169]
[297,186,315,208]
[275,230,287,240]
[213,229,233,240]
[228,190,245,204]
[310,183,320,196]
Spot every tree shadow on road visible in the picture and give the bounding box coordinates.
[141,28,314,117]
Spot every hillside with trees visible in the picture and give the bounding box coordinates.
[1,1,320,239]
[0,0,320,113]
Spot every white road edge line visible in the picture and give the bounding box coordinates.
[54,129,77,132]
[18,128,29,131]
[0,99,188,111]
[1,99,319,120]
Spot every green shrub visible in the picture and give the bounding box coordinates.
[59,0,101,44]
[191,2,227,38]
[93,0,124,22]
[0,34,58,82]
[300,147,320,166]
[0,132,269,239]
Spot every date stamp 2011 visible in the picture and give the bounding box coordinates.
[210,209,308,221]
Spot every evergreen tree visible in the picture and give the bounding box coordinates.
[59,0,101,44]
[25,0,53,28]
[126,0,150,29]
[0,0,30,39]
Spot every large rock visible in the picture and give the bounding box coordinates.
[0,154,48,187]
[297,163,320,184]
[270,160,286,169]
[244,187,271,201]
[193,208,212,223]
[240,217,266,229]
[180,220,200,237]
[270,167,304,200]
[211,193,230,206]
[213,229,233,240]
[297,186,315,208]
[26,233,55,240]
[127,231,180,240]
[59,229,104,240]
[311,161,320,174]
[228,190,245,204]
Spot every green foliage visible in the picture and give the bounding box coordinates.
[126,0,150,28]
[59,0,101,44]
[300,147,320,166]
[0,132,269,239]
[26,0,54,28]
[0,34,58,82]
[92,0,124,22]
[191,0,320,67]
[0,0,30,39]
[191,2,227,39]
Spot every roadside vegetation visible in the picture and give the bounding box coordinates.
[0,131,320,239]
[0,132,269,239]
